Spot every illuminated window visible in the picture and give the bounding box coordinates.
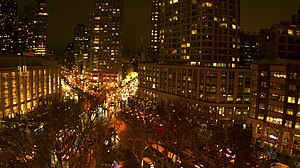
[191,30,197,34]
[261,71,268,77]
[266,116,282,125]
[232,24,236,29]
[285,121,292,128]
[288,96,295,104]
[39,12,48,16]
[220,23,227,28]
[202,2,213,7]
[296,123,300,130]
[258,115,264,120]
[271,71,286,78]
[286,108,294,115]
[190,62,196,66]
[259,103,266,110]
[288,29,294,35]
[227,95,233,101]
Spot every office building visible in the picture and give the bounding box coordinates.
[0,0,17,53]
[139,0,251,125]
[18,0,48,56]
[90,0,123,74]
[74,24,90,72]
[249,60,300,157]
[0,54,61,120]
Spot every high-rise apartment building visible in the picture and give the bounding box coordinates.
[90,0,123,74]
[249,60,300,157]
[139,0,250,125]
[74,24,90,72]
[18,0,48,56]
[158,0,240,68]
[0,0,17,53]
[149,0,161,63]
[240,31,258,67]
[63,42,74,69]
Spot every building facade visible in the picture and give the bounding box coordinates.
[258,6,300,61]
[258,23,300,61]
[63,42,75,69]
[74,24,90,72]
[0,56,60,120]
[90,0,123,74]
[240,31,258,67]
[0,0,17,53]
[139,0,250,124]
[149,0,161,63]
[158,0,240,68]
[139,64,251,125]
[249,60,300,157]
[18,0,48,56]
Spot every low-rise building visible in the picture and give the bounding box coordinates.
[0,54,61,120]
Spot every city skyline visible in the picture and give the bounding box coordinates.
[1,0,300,167]
[16,0,299,53]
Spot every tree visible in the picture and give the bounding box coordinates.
[155,98,236,168]
[118,109,158,168]
[0,95,115,168]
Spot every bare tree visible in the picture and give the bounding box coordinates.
[0,95,114,168]
[118,110,158,168]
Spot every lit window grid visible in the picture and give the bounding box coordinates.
[0,67,60,119]
[138,64,251,123]
[158,0,240,66]
[249,62,300,156]
[91,0,123,73]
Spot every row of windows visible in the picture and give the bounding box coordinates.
[256,70,299,79]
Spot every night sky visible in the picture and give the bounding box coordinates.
[17,0,299,53]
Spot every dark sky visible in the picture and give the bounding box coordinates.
[17,0,299,53]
